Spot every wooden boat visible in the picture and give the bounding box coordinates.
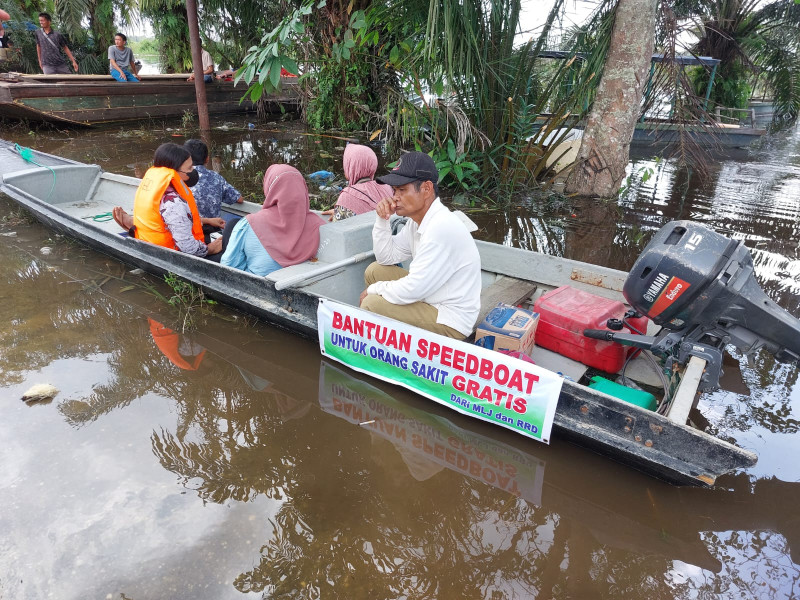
[0,73,300,125]
[631,119,766,149]
[0,139,758,486]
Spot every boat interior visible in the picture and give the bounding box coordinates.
[3,162,684,398]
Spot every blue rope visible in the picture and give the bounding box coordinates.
[14,143,56,201]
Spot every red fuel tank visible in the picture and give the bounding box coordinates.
[533,285,649,373]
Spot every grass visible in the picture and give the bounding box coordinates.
[162,273,217,332]
[1,206,37,227]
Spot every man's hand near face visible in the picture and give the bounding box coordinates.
[375,198,397,220]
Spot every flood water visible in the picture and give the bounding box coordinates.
[1,117,800,599]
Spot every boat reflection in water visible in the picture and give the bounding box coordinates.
[136,314,800,591]
[318,362,546,506]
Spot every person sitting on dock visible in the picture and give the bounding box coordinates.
[34,12,78,75]
[1,10,11,49]
[359,152,481,340]
[220,164,325,276]
[183,139,243,221]
[108,32,139,82]
[187,47,214,83]
[112,143,227,260]
[325,144,393,222]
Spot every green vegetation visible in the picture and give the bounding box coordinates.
[679,0,800,124]
[3,0,799,197]
[162,273,217,332]
[237,0,619,199]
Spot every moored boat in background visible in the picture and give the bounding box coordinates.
[0,73,300,125]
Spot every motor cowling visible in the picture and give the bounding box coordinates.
[623,220,800,363]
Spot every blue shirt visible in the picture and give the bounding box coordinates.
[192,165,242,218]
[220,219,282,276]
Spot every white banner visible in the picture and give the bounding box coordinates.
[317,299,561,444]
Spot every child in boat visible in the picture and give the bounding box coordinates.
[325,144,392,222]
[112,143,226,260]
[220,165,325,276]
[183,139,243,219]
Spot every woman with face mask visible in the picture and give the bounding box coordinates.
[113,143,226,259]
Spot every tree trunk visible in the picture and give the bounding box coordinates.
[565,0,658,198]
[186,0,210,132]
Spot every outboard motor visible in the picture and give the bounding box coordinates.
[585,220,800,390]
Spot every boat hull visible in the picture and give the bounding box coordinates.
[0,141,758,486]
[0,74,300,125]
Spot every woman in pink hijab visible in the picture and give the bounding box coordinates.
[220,165,325,276]
[330,144,393,221]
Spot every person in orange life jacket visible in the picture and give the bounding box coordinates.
[112,143,231,261]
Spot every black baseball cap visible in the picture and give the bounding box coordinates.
[377,151,439,187]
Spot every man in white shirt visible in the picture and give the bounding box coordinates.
[359,152,482,339]
[187,48,214,82]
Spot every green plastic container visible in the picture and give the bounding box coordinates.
[587,376,658,411]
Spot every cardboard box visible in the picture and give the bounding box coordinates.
[474,303,539,355]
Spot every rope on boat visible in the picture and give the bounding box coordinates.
[13,143,56,201]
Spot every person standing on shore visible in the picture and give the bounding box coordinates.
[34,12,78,74]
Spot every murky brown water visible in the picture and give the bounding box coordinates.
[1,118,800,599]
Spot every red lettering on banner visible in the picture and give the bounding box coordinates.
[353,317,364,337]
[479,358,493,379]
[416,338,428,358]
[412,433,422,449]
[513,397,527,414]
[524,373,539,394]
[452,349,465,371]
[465,354,478,374]
[466,379,480,396]
[508,370,522,392]
[477,384,493,402]
[399,333,411,354]
[453,375,466,392]
[441,345,453,366]
[495,364,509,385]
[494,389,508,407]
[332,311,343,329]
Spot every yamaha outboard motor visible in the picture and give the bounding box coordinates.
[585,220,800,390]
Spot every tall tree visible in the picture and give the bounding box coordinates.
[565,0,659,198]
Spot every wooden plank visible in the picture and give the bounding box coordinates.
[476,275,537,327]
[665,356,705,425]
